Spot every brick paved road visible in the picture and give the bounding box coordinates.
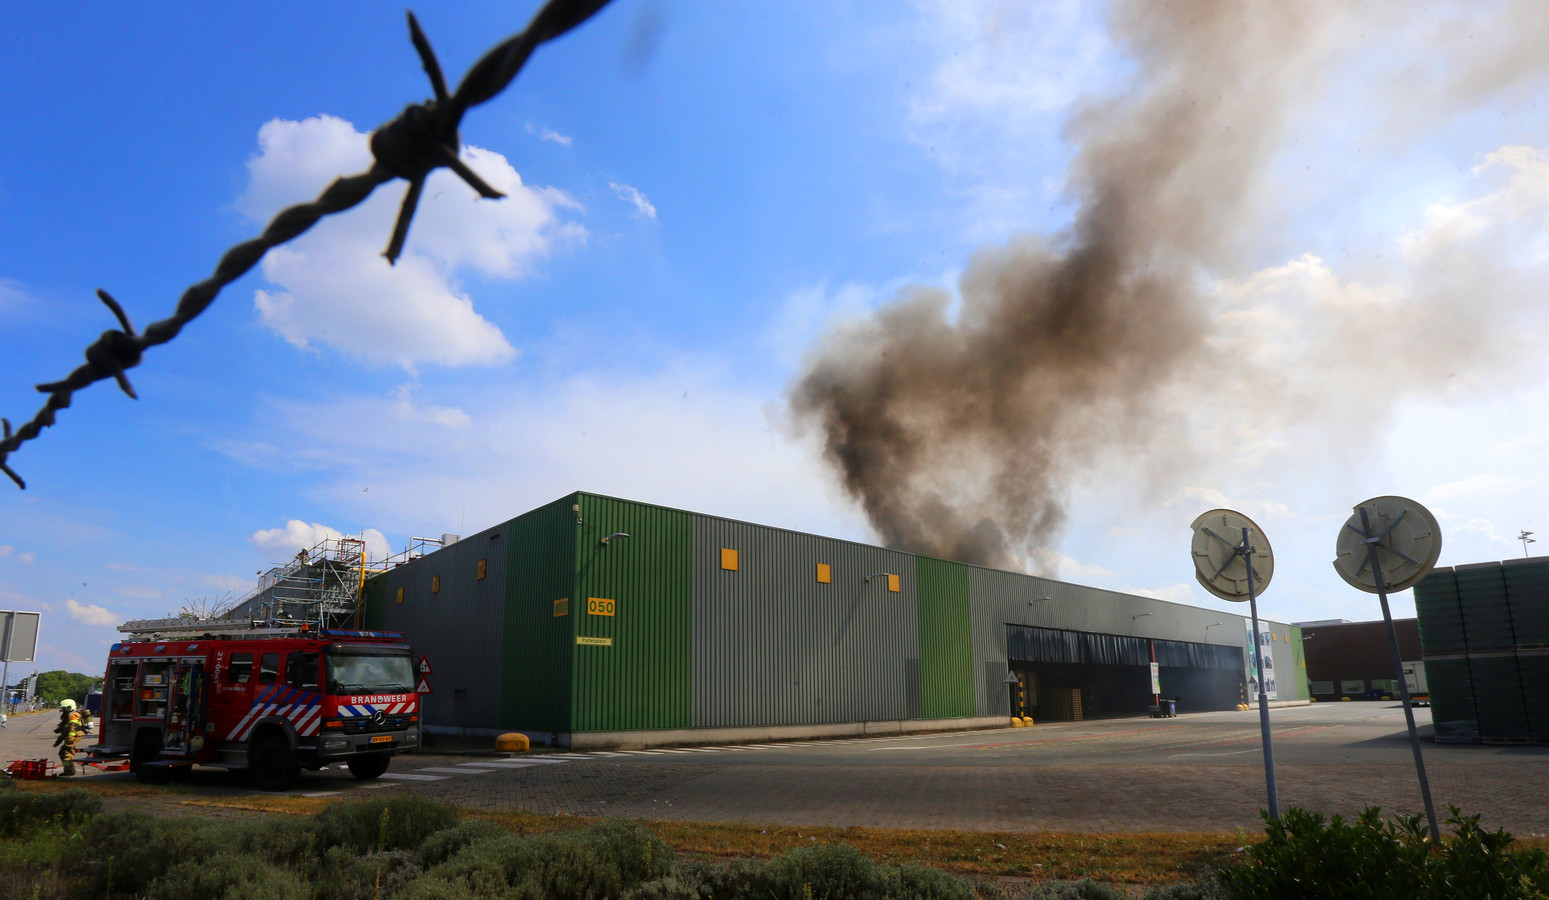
[6,703,1546,835]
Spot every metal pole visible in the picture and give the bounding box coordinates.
[1242,525,1280,821]
[1360,506,1442,843]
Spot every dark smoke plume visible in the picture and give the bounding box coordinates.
[790,3,1338,571]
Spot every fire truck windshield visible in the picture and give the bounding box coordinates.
[325,649,416,695]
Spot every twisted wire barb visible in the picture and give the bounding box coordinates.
[0,0,613,489]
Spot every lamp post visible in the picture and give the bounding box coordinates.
[1204,622,1224,640]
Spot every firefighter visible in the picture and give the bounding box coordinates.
[53,699,86,776]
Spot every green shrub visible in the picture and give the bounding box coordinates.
[0,787,101,836]
[145,853,312,900]
[1023,879,1129,900]
[316,847,423,900]
[416,818,506,868]
[1216,805,1549,900]
[230,814,321,864]
[311,795,461,855]
[80,812,229,895]
[412,820,673,900]
[627,858,761,900]
[1137,878,1235,900]
[742,842,979,900]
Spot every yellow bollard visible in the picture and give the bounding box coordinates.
[1021,716,1034,726]
[496,733,530,753]
[1011,717,1025,727]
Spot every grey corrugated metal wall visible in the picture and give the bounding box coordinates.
[968,566,1301,714]
[372,522,508,730]
[690,515,920,727]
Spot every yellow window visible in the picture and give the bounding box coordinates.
[431,575,440,594]
[816,563,831,584]
[396,587,404,605]
[887,574,900,593]
[721,548,739,571]
[554,598,570,617]
[477,558,487,580]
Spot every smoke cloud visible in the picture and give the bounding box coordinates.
[790,2,1549,572]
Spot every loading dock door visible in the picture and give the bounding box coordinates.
[1007,625,1243,720]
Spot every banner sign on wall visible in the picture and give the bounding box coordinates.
[1245,622,1278,701]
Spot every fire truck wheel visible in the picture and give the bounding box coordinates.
[346,754,391,780]
[250,733,301,791]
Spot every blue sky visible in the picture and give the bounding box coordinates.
[3,1,1549,679]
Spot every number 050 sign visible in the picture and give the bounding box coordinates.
[586,597,616,617]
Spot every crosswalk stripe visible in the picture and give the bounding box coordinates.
[379,773,448,782]
[418,767,494,775]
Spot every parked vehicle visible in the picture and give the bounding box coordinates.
[88,617,419,790]
[1402,661,1430,707]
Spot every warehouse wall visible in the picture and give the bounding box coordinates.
[690,513,920,727]
[915,557,975,718]
[366,490,1304,737]
[367,518,510,732]
[500,497,578,733]
[571,494,693,733]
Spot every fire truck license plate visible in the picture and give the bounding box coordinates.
[370,735,393,744]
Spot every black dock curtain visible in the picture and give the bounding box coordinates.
[1007,624,1240,670]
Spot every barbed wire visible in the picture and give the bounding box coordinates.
[0,0,613,490]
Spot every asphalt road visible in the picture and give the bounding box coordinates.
[5,703,1546,835]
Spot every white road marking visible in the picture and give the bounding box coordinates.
[378,772,447,781]
[417,767,492,775]
[1167,749,1259,758]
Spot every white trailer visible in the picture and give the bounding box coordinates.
[1402,661,1430,707]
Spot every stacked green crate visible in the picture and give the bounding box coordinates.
[1502,559,1549,646]
[1470,654,1530,741]
[1503,559,1549,741]
[1456,563,1516,650]
[1456,563,1529,740]
[1413,568,1478,740]
[1414,567,1467,655]
[1519,651,1549,743]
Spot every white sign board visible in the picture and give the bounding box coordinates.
[1,611,41,662]
[1150,662,1161,695]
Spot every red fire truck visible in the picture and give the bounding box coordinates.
[90,618,420,790]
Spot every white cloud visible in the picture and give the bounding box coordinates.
[526,123,573,146]
[0,545,9,557]
[1029,548,1112,581]
[66,598,119,627]
[224,362,871,550]
[1125,583,1197,604]
[609,182,658,222]
[251,520,390,562]
[238,115,586,370]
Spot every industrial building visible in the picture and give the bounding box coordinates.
[1414,558,1549,743]
[362,492,1306,748]
[1298,618,1423,701]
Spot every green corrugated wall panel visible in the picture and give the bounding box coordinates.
[915,557,974,718]
[570,494,692,732]
[1287,625,1307,701]
[499,496,578,732]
